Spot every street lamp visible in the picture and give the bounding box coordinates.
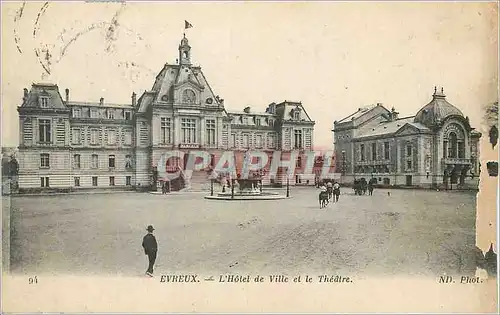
[210,179,214,196]
[286,175,290,197]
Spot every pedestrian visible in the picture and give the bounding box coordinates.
[142,225,158,277]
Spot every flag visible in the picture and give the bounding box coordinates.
[185,20,193,29]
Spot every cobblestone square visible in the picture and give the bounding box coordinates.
[9,188,477,277]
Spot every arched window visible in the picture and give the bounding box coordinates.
[182,89,196,103]
[448,132,457,158]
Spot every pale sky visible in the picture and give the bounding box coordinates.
[1,1,498,148]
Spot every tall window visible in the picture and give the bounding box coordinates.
[458,141,465,158]
[125,111,131,120]
[242,134,249,147]
[255,118,261,126]
[294,110,300,120]
[406,145,412,157]
[242,117,249,125]
[360,144,365,161]
[296,156,302,168]
[206,119,216,145]
[372,143,377,160]
[448,132,457,158]
[40,97,49,108]
[161,117,172,144]
[294,130,302,149]
[73,154,81,169]
[256,135,262,148]
[72,128,81,144]
[126,176,131,186]
[90,109,99,118]
[39,119,51,143]
[181,118,196,143]
[406,160,412,170]
[40,153,50,168]
[109,176,115,186]
[384,142,390,160]
[73,108,81,118]
[231,134,236,148]
[92,176,98,186]
[74,177,80,187]
[268,134,275,148]
[443,141,448,159]
[124,130,132,145]
[108,155,115,168]
[125,155,132,169]
[91,154,99,169]
[40,177,49,187]
[107,129,116,145]
[107,110,115,119]
[90,129,99,145]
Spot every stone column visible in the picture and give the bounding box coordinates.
[174,114,180,146]
[200,116,205,147]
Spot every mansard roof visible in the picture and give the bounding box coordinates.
[414,87,464,127]
[19,83,67,109]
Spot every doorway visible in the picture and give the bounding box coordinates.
[405,175,412,186]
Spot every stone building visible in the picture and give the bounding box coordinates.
[333,87,481,189]
[16,35,319,192]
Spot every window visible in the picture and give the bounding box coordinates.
[231,134,236,147]
[38,119,51,143]
[108,155,115,168]
[443,141,448,159]
[294,110,300,120]
[125,155,132,169]
[40,153,50,168]
[448,133,457,158]
[126,176,131,186]
[370,143,376,160]
[255,118,261,126]
[256,135,262,148]
[73,154,81,169]
[182,89,196,103]
[40,177,49,187]
[406,160,412,170]
[107,129,116,145]
[124,130,132,145]
[91,154,99,169]
[406,145,412,157]
[92,176,98,186]
[161,117,172,144]
[40,97,49,108]
[242,134,249,147]
[360,144,365,161]
[206,119,216,145]
[109,176,115,186]
[90,109,99,118]
[181,118,196,144]
[90,129,99,145]
[268,135,275,147]
[269,119,274,127]
[125,111,131,120]
[73,108,81,118]
[72,128,81,144]
[384,142,390,160]
[458,142,465,158]
[296,156,302,168]
[107,110,115,119]
[294,130,302,149]
[74,177,80,187]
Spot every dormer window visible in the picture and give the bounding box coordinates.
[40,97,49,108]
[73,108,81,118]
[293,110,300,120]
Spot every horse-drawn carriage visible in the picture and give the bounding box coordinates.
[353,178,377,195]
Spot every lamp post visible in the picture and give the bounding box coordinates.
[231,179,235,199]
[210,179,214,196]
[286,176,290,198]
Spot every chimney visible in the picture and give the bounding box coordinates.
[243,106,251,113]
[65,88,69,102]
[99,97,104,105]
[132,92,137,106]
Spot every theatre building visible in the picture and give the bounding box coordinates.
[333,87,481,189]
[16,35,322,192]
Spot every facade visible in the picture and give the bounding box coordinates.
[16,35,319,192]
[333,87,481,189]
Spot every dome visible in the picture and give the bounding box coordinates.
[414,87,464,127]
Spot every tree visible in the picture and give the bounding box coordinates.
[485,101,498,149]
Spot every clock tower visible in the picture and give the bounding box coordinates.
[179,35,192,65]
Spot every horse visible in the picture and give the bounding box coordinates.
[368,183,374,196]
[333,187,340,202]
[319,191,329,208]
[326,186,334,200]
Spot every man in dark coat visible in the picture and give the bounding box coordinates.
[142,225,158,277]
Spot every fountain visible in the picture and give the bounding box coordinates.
[204,174,287,201]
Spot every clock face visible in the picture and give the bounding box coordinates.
[206,97,213,104]
[182,89,196,103]
[161,94,169,101]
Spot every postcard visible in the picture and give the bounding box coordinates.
[1,1,498,313]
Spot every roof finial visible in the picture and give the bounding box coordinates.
[441,87,444,94]
[434,86,437,94]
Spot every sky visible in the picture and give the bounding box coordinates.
[1,1,498,149]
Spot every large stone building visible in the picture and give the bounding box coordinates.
[333,87,481,189]
[16,35,319,192]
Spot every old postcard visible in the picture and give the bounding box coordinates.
[1,1,498,313]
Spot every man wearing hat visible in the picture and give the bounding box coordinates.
[142,225,158,277]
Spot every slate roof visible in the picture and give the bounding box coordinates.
[356,116,429,138]
[20,83,66,109]
[414,88,464,126]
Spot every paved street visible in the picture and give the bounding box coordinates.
[9,187,477,277]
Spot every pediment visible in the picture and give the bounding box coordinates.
[174,79,205,91]
[394,123,420,136]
